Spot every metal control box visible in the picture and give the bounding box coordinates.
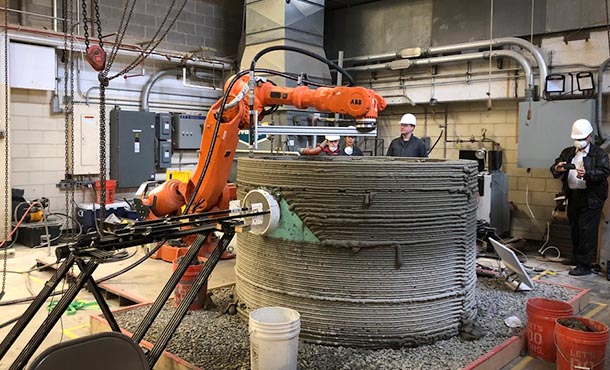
[155,113,172,140]
[157,141,172,169]
[110,109,156,188]
[172,114,204,150]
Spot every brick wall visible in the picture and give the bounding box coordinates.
[377,100,558,240]
[16,0,243,58]
[10,89,72,210]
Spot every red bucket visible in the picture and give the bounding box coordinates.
[526,297,573,362]
[95,179,116,204]
[172,258,208,310]
[555,317,609,370]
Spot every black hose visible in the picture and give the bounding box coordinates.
[183,69,251,214]
[427,128,444,155]
[250,45,354,86]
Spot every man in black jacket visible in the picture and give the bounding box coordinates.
[386,113,427,157]
[550,119,610,276]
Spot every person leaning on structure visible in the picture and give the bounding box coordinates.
[550,118,610,276]
[298,135,341,156]
[386,113,428,157]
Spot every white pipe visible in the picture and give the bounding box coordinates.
[7,31,233,71]
[345,50,534,99]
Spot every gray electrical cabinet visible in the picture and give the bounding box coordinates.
[110,109,156,188]
[155,113,172,169]
[172,114,204,150]
[477,171,510,236]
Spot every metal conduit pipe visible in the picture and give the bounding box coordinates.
[597,57,610,143]
[6,30,233,71]
[423,37,547,85]
[345,50,534,99]
[341,37,546,92]
[141,69,181,111]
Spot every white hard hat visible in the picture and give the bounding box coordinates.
[399,113,416,125]
[571,119,593,139]
[325,135,340,141]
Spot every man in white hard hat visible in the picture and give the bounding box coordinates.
[550,118,610,276]
[299,135,341,156]
[340,127,363,156]
[386,113,427,157]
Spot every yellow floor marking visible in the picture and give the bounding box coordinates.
[511,355,534,369]
[62,324,90,339]
[582,303,607,319]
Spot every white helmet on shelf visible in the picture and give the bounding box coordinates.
[571,119,593,139]
[399,113,416,126]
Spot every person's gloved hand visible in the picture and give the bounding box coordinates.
[318,139,328,148]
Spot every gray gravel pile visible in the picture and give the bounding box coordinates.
[113,278,578,370]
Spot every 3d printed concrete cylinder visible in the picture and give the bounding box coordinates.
[235,156,479,347]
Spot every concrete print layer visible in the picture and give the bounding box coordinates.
[235,156,479,347]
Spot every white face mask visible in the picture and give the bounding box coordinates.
[329,145,338,152]
[344,146,353,155]
[574,140,588,150]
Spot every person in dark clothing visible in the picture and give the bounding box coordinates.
[386,113,427,157]
[550,118,610,276]
[340,130,363,156]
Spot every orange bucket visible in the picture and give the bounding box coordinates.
[555,317,609,370]
[526,297,573,362]
[95,179,117,204]
[172,258,208,310]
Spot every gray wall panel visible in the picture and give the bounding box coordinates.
[431,0,546,46]
[546,0,606,33]
[517,99,596,169]
[325,0,432,58]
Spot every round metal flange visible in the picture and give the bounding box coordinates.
[243,189,280,235]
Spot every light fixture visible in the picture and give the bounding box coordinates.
[545,74,565,95]
[576,71,595,92]
[475,147,487,160]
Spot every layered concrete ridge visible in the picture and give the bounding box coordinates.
[235,156,479,347]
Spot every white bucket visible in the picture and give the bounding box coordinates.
[249,306,301,370]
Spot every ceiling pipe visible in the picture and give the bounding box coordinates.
[344,50,534,100]
[341,37,547,96]
[141,69,181,111]
[6,28,233,71]
[597,57,610,146]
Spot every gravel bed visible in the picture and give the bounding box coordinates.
[113,278,578,370]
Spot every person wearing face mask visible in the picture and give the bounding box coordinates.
[550,118,610,276]
[386,113,428,157]
[298,135,341,156]
[340,128,363,156]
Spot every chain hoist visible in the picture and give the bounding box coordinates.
[81,0,105,71]
[2,0,11,300]
[63,0,76,231]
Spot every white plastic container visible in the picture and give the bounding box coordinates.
[249,307,300,370]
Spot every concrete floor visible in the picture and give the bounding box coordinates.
[0,242,608,370]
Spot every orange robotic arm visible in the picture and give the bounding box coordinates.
[143,75,387,217]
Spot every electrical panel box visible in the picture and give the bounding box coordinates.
[109,109,156,188]
[477,171,510,236]
[172,114,204,150]
[155,113,172,140]
[157,141,172,169]
[71,105,100,175]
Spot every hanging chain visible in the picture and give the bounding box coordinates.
[104,0,137,74]
[69,0,76,228]
[98,80,106,222]
[81,0,89,50]
[63,0,70,227]
[93,0,103,48]
[3,0,11,296]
